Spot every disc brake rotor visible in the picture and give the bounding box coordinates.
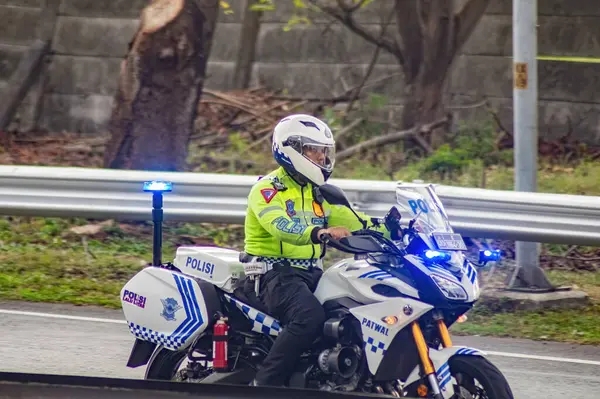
[453,373,489,399]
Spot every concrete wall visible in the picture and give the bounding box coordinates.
[1,0,600,144]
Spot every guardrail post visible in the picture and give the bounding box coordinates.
[509,0,553,291]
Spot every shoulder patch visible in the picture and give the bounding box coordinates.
[260,188,278,203]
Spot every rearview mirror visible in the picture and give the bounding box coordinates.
[318,184,352,208]
[318,184,367,229]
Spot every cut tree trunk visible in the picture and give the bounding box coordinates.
[103,0,218,171]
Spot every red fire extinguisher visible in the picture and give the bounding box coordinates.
[213,317,229,372]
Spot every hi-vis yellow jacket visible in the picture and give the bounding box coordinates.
[244,167,391,263]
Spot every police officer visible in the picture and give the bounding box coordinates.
[242,114,394,387]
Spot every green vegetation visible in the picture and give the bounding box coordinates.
[450,302,600,345]
[0,217,244,308]
[451,270,600,345]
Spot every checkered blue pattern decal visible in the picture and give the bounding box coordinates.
[224,294,282,336]
[128,322,184,350]
[129,273,204,350]
[366,336,387,355]
[262,257,322,269]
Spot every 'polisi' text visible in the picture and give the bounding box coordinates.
[122,289,146,308]
[185,257,215,277]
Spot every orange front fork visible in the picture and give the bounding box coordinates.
[411,319,453,398]
[437,319,453,348]
[411,321,443,397]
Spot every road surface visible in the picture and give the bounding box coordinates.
[1,300,599,398]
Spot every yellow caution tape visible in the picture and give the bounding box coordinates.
[536,55,600,63]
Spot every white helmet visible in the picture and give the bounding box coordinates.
[271,114,335,186]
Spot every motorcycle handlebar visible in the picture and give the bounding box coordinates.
[319,233,332,242]
[320,229,406,257]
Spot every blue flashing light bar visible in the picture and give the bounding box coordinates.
[143,181,173,193]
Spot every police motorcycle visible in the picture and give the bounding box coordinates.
[120,180,514,399]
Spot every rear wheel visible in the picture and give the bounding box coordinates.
[145,346,258,384]
[145,347,189,380]
[448,355,514,399]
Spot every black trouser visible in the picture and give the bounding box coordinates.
[245,262,326,386]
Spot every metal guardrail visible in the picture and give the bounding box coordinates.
[0,372,392,399]
[1,165,600,246]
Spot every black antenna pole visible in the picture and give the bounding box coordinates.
[152,191,163,266]
[143,181,173,267]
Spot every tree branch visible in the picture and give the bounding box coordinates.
[336,116,449,162]
[455,0,491,50]
[309,0,404,64]
[336,0,369,13]
[334,117,364,141]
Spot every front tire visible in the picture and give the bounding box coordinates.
[448,355,514,399]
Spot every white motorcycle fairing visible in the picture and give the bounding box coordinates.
[348,298,433,375]
[121,267,215,351]
[172,246,245,293]
[314,259,420,305]
[405,346,488,399]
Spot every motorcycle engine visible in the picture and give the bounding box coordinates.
[290,315,365,391]
[313,344,363,391]
[318,345,360,377]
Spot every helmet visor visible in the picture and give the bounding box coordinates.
[301,142,335,172]
[284,135,336,172]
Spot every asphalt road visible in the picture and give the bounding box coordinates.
[1,300,599,398]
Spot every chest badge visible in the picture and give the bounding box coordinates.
[312,200,325,218]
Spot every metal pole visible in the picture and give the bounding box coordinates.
[509,0,552,290]
[152,192,163,266]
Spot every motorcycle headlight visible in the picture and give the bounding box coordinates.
[431,274,468,301]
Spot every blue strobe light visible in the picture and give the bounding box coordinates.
[424,250,452,263]
[479,249,502,264]
[143,181,173,193]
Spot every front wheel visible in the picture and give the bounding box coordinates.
[448,355,514,399]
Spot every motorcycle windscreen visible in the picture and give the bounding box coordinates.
[395,183,453,236]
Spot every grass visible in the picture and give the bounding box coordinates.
[450,270,600,345]
[450,303,600,345]
[0,216,245,309]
